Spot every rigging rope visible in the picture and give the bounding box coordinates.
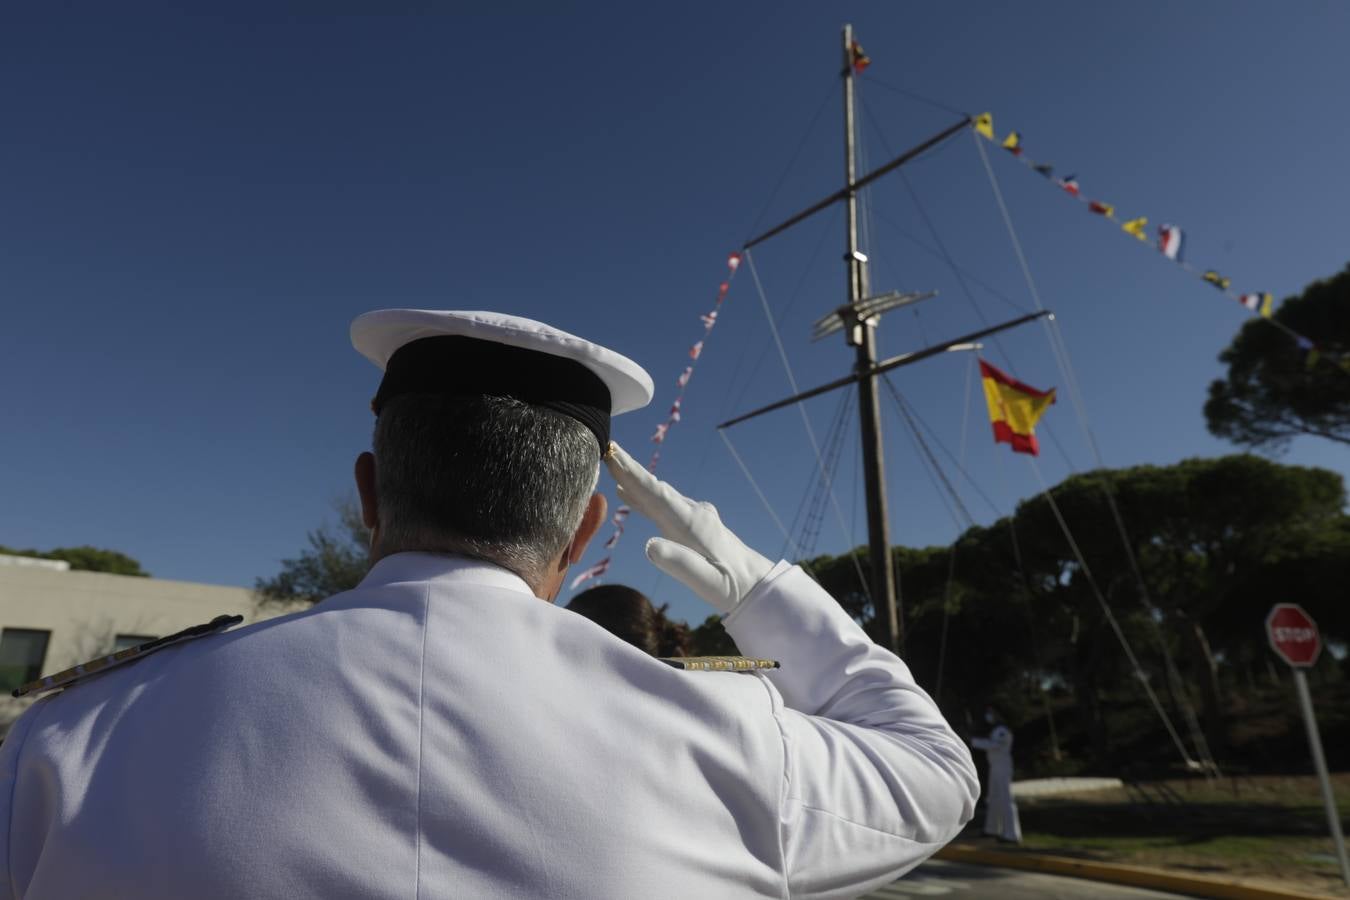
[718,429,799,556]
[884,378,976,529]
[793,386,857,561]
[940,357,975,700]
[881,357,1066,758]
[743,248,873,600]
[974,130,1217,774]
[860,105,1077,471]
[1026,458,1199,770]
[745,77,839,241]
[859,74,971,119]
[881,376,975,705]
[720,209,839,423]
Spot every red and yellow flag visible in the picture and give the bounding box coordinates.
[850,41,871,73]
[979,360,1056,456]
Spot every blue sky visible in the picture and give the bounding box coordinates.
[2,3,1347,627]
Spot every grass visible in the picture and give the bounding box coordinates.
[963,774,1350,896]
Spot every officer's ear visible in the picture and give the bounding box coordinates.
[566,492,608,565]
[355,452,379,531]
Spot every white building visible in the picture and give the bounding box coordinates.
[0,554,299,734]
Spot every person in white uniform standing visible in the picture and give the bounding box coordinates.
[971,706,1022,843]
[0,308,977,899]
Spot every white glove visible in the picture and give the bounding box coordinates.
[605,442,773,614]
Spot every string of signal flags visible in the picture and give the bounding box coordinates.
[973,112,1345,373]
[570,252,743,589]
[572,104,1340,588]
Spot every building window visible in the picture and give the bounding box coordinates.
[0,629,51,693]
[113,634,156,653]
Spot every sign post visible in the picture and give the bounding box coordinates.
[1266,603,1349,887]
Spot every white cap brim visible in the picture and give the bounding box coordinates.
[351,309,654,416]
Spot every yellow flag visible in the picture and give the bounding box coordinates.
[1001,131,1022,153]
[1121,217,1148,241]
[1203,270,1232,290]
[974,112,994,141]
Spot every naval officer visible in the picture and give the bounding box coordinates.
[971,707,1021,844]
[0,309,977,899]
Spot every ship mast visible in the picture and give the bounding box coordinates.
[841,24,901,652]
[724,25,1047,655]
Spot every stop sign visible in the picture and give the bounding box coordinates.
[1266,603,1322,668]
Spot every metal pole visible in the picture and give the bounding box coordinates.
[842,24,900,652]
[1292,669,1350,886]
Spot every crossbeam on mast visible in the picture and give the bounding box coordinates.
[716,310,1051,430]
[742,116,972,251]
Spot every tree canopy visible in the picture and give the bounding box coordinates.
[254,497,371,605]
[0,544,148,576]
[806,454,1349,772]
[1206,263,1350,449]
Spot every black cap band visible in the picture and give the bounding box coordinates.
[372,336,611,452]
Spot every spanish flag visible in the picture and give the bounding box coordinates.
[850,41,871,73]
[980,360,1056,456]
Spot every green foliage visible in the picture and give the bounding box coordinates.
[804,454,1350,773]
[254,497,371,606]
[0,544,148,576]
[1206,263,1350,449]
[687,614,740,656]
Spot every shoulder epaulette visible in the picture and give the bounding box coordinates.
[657,656,780,672]
[12,614,244,699]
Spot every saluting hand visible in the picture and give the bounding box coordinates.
[605,442,773,614]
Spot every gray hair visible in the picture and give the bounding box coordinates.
[372,393,600,585]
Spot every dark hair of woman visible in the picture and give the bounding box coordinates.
[566,584,690,658]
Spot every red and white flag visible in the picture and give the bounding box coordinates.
[569,556,610,589]
[1240,292,1274,317]
[647,452,660,472]
[611,506,630,525]
[1157,224,1184,261]
[676,367,693,388]
[727,252,741,272]
[604,529,622,549]
[651,422,669,444]
[669,399,682,422]
[700,310,718,330]
[689,341,704,360]
[1058,175,1080,197]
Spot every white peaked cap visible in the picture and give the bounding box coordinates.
[350,309,654,416]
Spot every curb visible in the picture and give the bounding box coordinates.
[933,843,1340,900]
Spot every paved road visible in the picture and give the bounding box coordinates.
[862,859,1187,899]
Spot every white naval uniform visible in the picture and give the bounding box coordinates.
[0,553,977,899]
[971,725,1021,843]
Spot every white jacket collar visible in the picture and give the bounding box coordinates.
[358,552,536,597]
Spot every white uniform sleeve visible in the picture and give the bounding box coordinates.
[0,699,49,899]
[722,563,978,900]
